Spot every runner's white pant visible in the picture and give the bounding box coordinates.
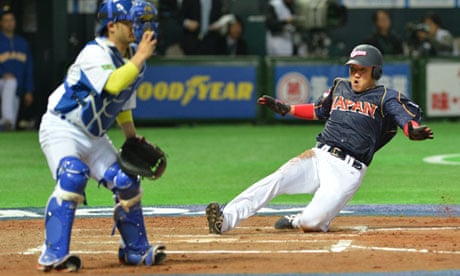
[0,78,19,126]
[221,147,367,232]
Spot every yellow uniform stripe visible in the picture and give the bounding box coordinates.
[116,110,133,125]
[105,61,140,95]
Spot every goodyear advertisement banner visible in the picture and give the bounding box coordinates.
[133,65,257,119]
[273,62,412,106]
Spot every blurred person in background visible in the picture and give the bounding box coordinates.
[0,5,34,131]
[157,0,184,56]
[218,14,247,56]
[266,0,296,56]
[181,0,225,55]
[418,12,453,56]
[364,9,403,55]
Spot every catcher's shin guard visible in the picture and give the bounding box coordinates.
[115,203,166,265]
[38,157,89,268]
[112,171,166,265]
[38,198,78,266]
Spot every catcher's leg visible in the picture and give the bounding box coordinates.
[37,157,89,272]
[103,163,166,266]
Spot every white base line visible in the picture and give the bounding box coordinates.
[21,240,351,256]
[73,239,334,245]
[169,239,326,244]
[365,226,460,232]
[166,250,330,254]
[351,245,460,255]
[19,244,460,256]
[19,226,460,256]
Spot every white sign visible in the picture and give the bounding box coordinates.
[409,0,455,8]
[341,0,456,8]
[67,0,98,14]
[341,0,405,8]
[426,62,460,117]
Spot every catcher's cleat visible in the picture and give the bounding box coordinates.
[119,244,167,266]
[37,254,82,272]
[149,244,167,265]
[206,202,223,234]
[274,215,296,230]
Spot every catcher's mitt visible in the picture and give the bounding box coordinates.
[117,136,167,180]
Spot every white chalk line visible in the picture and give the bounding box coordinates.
[20,244,460,256]
[351,245,460,255]
[18,225,460,256]
[56,238,337,245]
[154,238,335,244]
[20,240,351,256]
[365,226,460,232]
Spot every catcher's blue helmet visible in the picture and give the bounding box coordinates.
[129,0,159,43]
[96,0,134,36]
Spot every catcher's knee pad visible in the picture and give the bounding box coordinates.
[112,167,141,204]
[55,156,90,203]
[38,197,78,266]
[101,162,121,189]
[102,162,140,196]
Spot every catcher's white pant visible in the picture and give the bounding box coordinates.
[221,147,367,232]
[0,78,20,127]
[39,111,118,181]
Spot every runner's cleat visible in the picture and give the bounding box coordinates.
[206,202,224,234]
[274,215,296,229]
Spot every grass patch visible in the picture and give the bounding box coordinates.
[0,121,458,208]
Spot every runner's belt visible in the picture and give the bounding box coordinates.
[317,144,363,170]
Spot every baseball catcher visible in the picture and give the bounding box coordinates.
[36,0,166,272]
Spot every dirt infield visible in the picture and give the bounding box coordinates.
[1,216,459,275]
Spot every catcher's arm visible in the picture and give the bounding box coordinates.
[105,31,155,96]
[116,110,137,139]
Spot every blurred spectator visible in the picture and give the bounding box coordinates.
[364,10,403,55]
[265,0,296,56]
[417,12,454,56]
[0,5,34,131]
[217,15,248,56]
[157,0,184,56]
[181,0,226,55]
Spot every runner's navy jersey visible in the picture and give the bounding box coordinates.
[314,78,422,165]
